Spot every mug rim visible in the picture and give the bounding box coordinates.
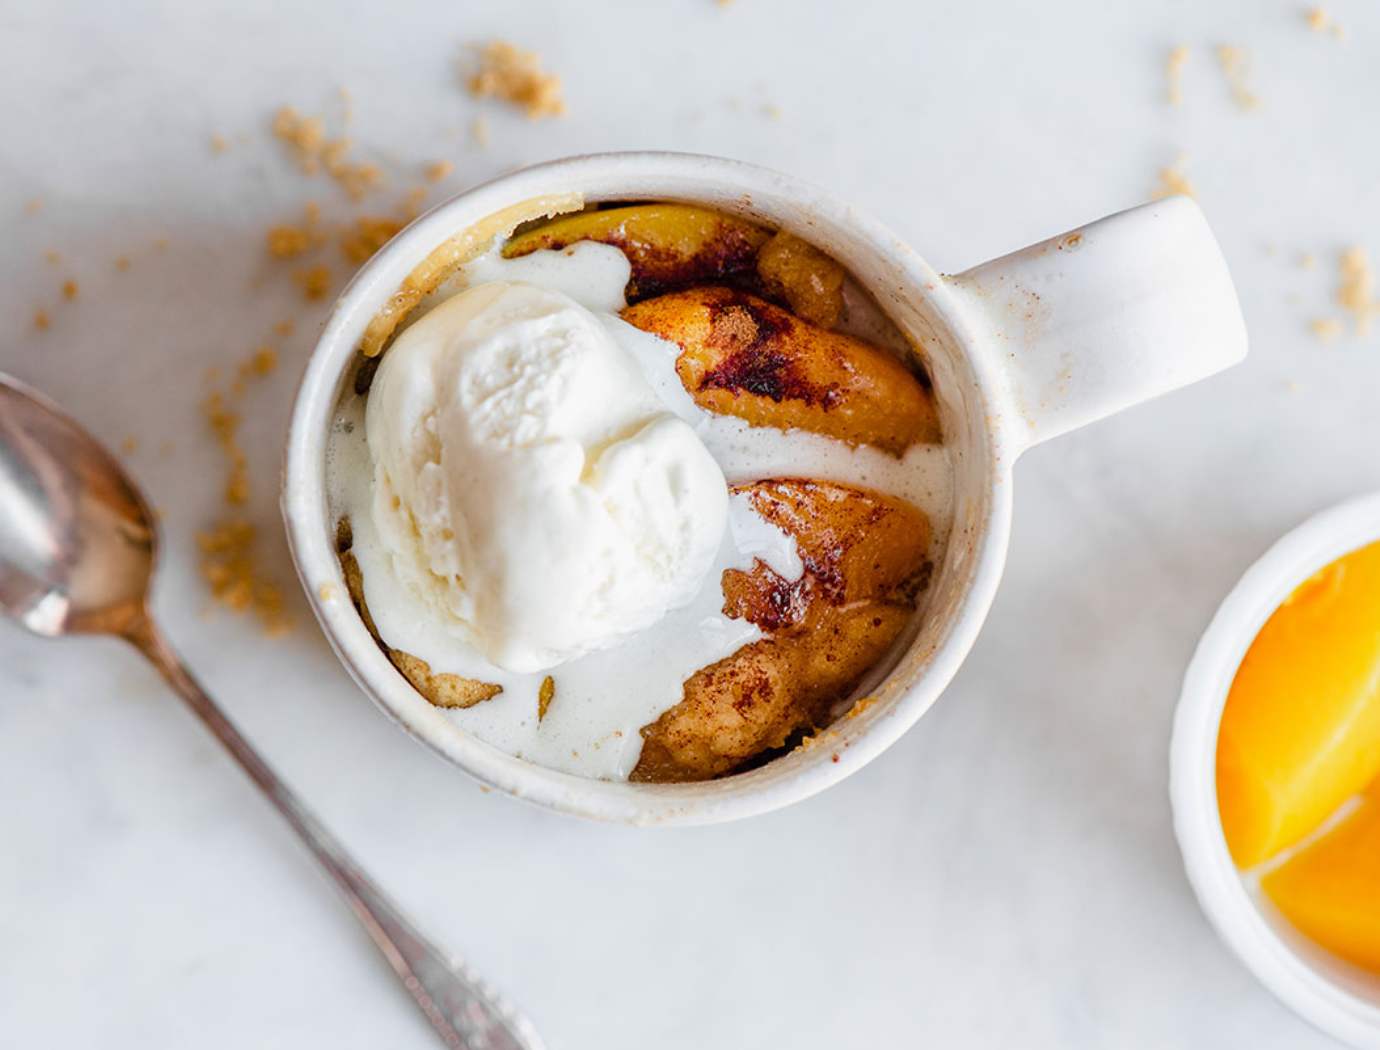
[282,151,1015,825]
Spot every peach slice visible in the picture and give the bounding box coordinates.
[621,286,940,453]
[1261,781,1380,974]
[503,203,770,300]
[631,479,930,783]
[1217,539,1380,868]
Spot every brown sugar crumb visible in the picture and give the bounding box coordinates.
[119,435,139,455]
[1216,45,1259,110]
[266,202,324,259]
[340,215,405,265]
[1153,154,1196,199]
[44,250,61,265]
[272,106,327,173]
[242,346,278,377]
[1338,246,1378,334]
[1310,317,1344,341]
[153,237,169,252]
[471,115,490,147]
[1167,45,1189,106]
[114,255,132,271]
[203,389,250,505]
[33,309,50,331]
[24,198,42,215]
[61,279,78,301]
[210,133,230,154]
[273,319,294,337]
[294,264,332,300]
[537,675,555,722]
[424,160,454,183]
[198,521,291,635]
[1305,7,1343,36]
[467,41,566,119]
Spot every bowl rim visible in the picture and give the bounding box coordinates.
[281,151,1015,825]
[1170,490,1380,1047]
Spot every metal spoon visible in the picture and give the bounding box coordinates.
[0,372,543,1050]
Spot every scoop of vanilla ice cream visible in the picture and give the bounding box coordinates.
[365,280,728,673]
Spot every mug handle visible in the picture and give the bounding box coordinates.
[946,195,1248,452]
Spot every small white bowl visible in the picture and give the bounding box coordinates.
[1171,492,1380,1048]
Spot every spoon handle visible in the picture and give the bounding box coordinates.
[124,615,541,1050]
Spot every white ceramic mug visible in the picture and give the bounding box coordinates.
[283,152,1248,825]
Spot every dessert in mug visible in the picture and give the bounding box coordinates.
[326,202,952,782]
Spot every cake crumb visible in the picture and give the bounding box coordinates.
[1310,317,1344,341]
[1166,45,1189,106]
[203,389,250,505]
[153,237,169,252]
[266,202,324,259]
[272,106,327,173]
[33,309,50,331]
[44,250,61,265]
[762,102,782,120]
[1338,246,1377,334]
[294,264,332,300]
[1305,6,1343,36]
[471,115,490,147]
[120,435,139,454]
[1300,252,1317,269]
[61,279,78,301]
[274,318,294,337]
[338,85,354,125]
[198,520,290,635]
[114,255,132,271]
[537,675,555,721]
[243,346,278,377]
[340,215,405,265]
[210,133,230,154]
[846,696,878,719]
[400,186,427,218]
[424,160,454,182]
[1216,45,1259,110]
[467,41,566,119]
[1153,155,1196,199]
[24,198,42,215]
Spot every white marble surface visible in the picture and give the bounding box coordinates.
[2,1,1376,1046]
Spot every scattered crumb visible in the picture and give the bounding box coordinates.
[61,279,78,301]
[24,198,42,215]
[340,215,405,265]
[1167,45,1189,106]
[210,133,230,154]
[1153,154,1196,199]
[274,318,295,337]
[203,389,250,505]
[44,250,61,265]
[538,675,555,721]
[717,0,734,6]
[467,41,566,118]
[318,582,338,602]
[1216,45,1259,110]
[272,106,327,173]
[266,202,324,259]
[33,309,49,331]
[198,520,290,635]
[1310,317,1344,341]
[1300,252,1317,269]
[120,435,139,455]
[114,255,132,271]
[471,115,490,147]
[242,346,278,377]
[294,264,331,300]
[400,186,427,218]
[424,160,454,183]
[153,237,169,251]
[762,102,782,120]
[1305,6,1343,36]
[1285,380,1302,392]
[338,85,353,125]
[1337,246,1377,334]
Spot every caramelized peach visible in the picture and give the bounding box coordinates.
[503,203,770,300]
[621,286,939,453]
[632,479,930,782]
